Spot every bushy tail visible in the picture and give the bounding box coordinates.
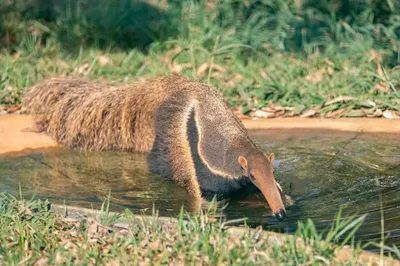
[22,77,129,151]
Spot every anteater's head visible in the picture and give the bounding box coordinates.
[238,153,286,221]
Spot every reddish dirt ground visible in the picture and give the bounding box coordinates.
[1,115,399,155]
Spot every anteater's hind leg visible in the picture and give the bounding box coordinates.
[148,92,202,198]
[21,117,48,133]
[21,125,44,133]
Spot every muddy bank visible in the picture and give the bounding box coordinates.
[0,115,399,155]
[243,117,400,133]
[0,115,57,155]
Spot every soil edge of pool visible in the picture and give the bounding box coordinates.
[1,114,400,155]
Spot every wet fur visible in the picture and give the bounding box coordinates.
[23,74,264,198]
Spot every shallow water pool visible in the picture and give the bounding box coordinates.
[1,129,399,252]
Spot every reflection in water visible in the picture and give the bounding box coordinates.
[0,131,399,252]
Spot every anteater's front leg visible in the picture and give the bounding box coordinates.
[148,92,202,198]
[148,134,202,198]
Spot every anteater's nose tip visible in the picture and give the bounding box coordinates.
[274,209,286,221]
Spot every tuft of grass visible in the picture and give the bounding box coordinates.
[99,189,121,226]
[0,192,399,265]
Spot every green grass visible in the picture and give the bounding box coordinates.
[1,192,398,265]
[0,0,399,117]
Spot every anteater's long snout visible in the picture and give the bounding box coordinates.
[258,181,287,222]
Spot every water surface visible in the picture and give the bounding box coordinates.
[1,130,399,251]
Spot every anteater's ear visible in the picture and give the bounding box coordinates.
[268,153,275,161]
[238,156,248,172]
